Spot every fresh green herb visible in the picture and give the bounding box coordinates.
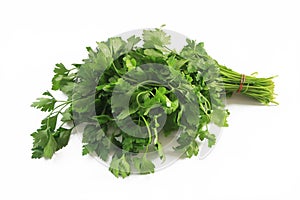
[31,27,277,177]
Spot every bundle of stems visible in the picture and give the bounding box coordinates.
[219,65,278,105]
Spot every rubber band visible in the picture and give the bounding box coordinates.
[237,74,246,93]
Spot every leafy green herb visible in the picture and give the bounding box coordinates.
[30,27,277,178]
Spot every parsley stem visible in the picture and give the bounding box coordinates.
[136,90,151,108]
[152,116,159,145]
[141,116,152,156]
[219,65,278,105]
[69,67,77,71]
[46,101,71,128]
[112,62,122,76]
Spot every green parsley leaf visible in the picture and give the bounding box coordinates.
[55,128,72,150]
[31,96,56,112]
[43,134,58,159]
[61,107,73,122]
[133,157,155,174]
[143,28,171,49]
[109,154,131,178]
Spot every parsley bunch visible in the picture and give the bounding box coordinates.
[31,27,276,177]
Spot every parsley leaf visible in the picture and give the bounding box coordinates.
[31,91,57,112]
[133,157,155,174]
[43,134,58,159]
[109,154,131,178]
[143,28,171,49]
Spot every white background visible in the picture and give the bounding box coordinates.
[1,0,299,199]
